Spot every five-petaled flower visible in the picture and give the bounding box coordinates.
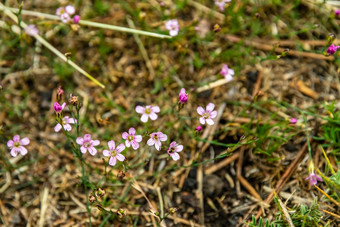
[214,0,231,11]
[76,134,100,156]
[179,88,188,104]
[197,103,217,125]
[54,102,66,113]
[7,135,30,157]
[24,24,39,36]
[326,44,340,55]
[54,116,76,132]
[147,132,168,151]
[220,64,234,82]
[103,141,125,166]
[136,105,160,123]
[122,127,142,150]
[305,172,323,186]
[167,141,183,161]
[165,19,180,37]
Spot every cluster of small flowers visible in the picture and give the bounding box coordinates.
[165,19,180,37]
[56,5,80,24]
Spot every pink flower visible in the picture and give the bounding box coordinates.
[122,128,142,150]
[305,172,323,186]
[24,24,39,36]
[196,125,202,132]
[54,102,66,113]
[147,132,168,151]
[165,19,180,37]
[65,5,76,15]
[220,64,234,82]
[103,141,125,166]
[135,105,160,123]
[335,9,340,16]
[197,103,217,125]
[167,141,183,161]
[54,116,76,132]
[214,0,231,11]
[56,5,76,23]
[76,134,100,156]
[326,44,340,55]
[179,88,188,104]
[290,118,297,124]
[73,15,81,24]
[7,135,30,157]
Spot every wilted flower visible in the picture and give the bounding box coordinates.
[305,172,323,186]
[147,132,168,151]
[197,103,218,125]
[89,194,96,203]
[165,19,180,37]
[167,141,183,161]
[76,134,100,156]
[220,64,234,82]
[214,0,231,11]
[122,127,142,150]
[179,88,188,104]
[326,44,340,55]
[7,135,30,157]
[54,116,76,132]
[69,95,79,105]
[54,102,66,113]
[102,141,125,166]
[24,24,39,36]
[136,105,160,123]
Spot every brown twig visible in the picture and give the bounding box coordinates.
[204,152,239,175]
[255,139,310,219]
[225,35,334,61]
[314,185,340,208]
[320,209,340,219]
[237,175,263,202]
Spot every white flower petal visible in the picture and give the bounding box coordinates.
[76,137,84,145]
[171,153,180,161]
[149,113,158,120]
[20,137,30,146]
[54,124,62,132]
[197,106,205,115]
[135,135,142,142]
[92,140,100,146]
[199,117,206,125]
[206,118,214,125]
[147,138,155,146]
[141,114,149,123]
[7,140,14,148]
[128,127,136,134]
[116,144,125,153]
[108,140,115,151]
[210,111,217,119]
[122,132,129,139]
[103,149,111,157]
[80,146,87,154]
[19,146,27,156]
[135,105,145,114]
[206,103,215,112]
[109,157,117,166]
[176,145,183,152]
[10,148,18,157]
[116,154,125,162]
[88,147,97,156]
[152,106,160,113]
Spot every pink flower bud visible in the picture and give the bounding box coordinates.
[196,125,202,132]
[290,118,297,124]
[54,102,66,113]
[179,88,188,104]
[73,15,80,24]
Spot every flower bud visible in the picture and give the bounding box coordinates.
[168,207,178,214]
[56,86,64,102]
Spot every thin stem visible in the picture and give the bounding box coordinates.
[5,7,172,39]
[0,3,105,89]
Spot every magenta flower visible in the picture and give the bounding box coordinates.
[179,88,188,104]
[326,44,340,55]
[167,141,183,161]
[103,141,125,166]
[196,125,202,132]
[24,24,39,36]
[136,105,160,123]
[54,116,76,132]
[290,118,297,124]
[305,172,323,186]
[54,102,66,113]
[7,135,30,157]
[214,0,231,11]
[76,134,100,156]
[165,19,180,37]
[73,15,81,24]
[197,103,218,125]
[335,9,340,16]
[147,132,168,151]
[122,128,142,150]
[220,64,234,82]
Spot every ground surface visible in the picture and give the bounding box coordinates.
[0,0,340,226]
